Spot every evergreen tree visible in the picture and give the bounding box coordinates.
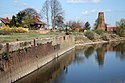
[84,21,91,30]
[10,15,17,27]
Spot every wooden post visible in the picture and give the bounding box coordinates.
[34,39,36,46]
[6,43,9,54]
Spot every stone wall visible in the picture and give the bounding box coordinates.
[0,35,75,83]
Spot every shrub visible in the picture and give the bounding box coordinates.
[11,27,27,33]
[0,26,11,35]
[116,27,125,37]
[116,19,125,37]
[95,29,105,35]
[10,27,18,33]
[101,34,110,41]
[0,26,27,35]
[17,27,27,33]
[84,31,95,40]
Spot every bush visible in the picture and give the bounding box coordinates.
[116,27,125,37]
[10,27,18,33]
[116,19,125,37]
[101,34,110,41]
[17,27,27,33]
[0,26,11,35]
[10,27,27,33]
[95,29,105,35]
[0,26,27,35]
[84,31,95,40]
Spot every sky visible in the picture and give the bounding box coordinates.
[0,0,125,27]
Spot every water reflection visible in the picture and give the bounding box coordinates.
[115,42,125,60]
[73,50,84,64]
[76,41,125,67]
[84,46,94,59]
[15,41,125,83]
[15,49,76,83]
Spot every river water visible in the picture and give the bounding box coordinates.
[15,41,125,83]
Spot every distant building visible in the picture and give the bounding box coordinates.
[74,27,81,32]
[97,12,106,30]
[97,12,117,32]
[106,26,117,32]
[0,17,11,27]
[30,17,46,30]
[0,17,46,30]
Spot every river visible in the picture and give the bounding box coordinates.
[15,41,125,83]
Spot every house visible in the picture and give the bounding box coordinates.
[74,27,81,31]
[0,17,11,27]
[30,18,46,30]
[0,17,46,30]
[106,26,117,32]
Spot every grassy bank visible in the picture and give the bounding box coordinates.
[0,30,125,43]
[0,32,61,43]
[74,30,125,44]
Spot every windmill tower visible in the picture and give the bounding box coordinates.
[97,12,106,30]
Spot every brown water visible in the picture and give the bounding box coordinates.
[15,41,125,83]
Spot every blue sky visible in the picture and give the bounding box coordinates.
[0,0,125,27]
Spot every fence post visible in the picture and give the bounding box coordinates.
[34,39,36,46]
[6,43,9,54]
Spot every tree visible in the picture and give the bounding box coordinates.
[66,21,84,30]
[55,15,64,29]
[93,19,98,30]
[23,16,33,28]
[84,21,91,30]
[116,19,125,37]
[10,15,17,27]
[51,0,64,29]
[10,12,26,27]
[10,8,38,28]
[40,0,64,29]
[21,8,41,19]
[16,12,26,27]
[40,0,50,27]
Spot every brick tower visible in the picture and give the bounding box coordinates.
[97,12,106,30]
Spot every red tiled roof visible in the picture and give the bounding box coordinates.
[32,18,46,25]
[1,17,11,24]
[1,17,46,25]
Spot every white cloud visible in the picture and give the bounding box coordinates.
[12,0,28,7]
[67,0,101,3]
[82,9,111,15]
[82,9,98,15]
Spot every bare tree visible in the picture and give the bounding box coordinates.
[51,0,64,29]
[55,15,64,29]
[40,0,50,27]
[66,21,84,30]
